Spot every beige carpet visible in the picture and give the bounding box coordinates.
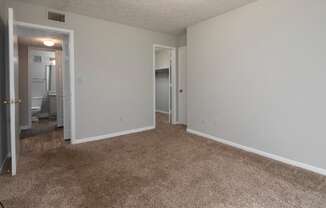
[0,113,325,208]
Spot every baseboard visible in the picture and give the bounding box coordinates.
[0,153,10,174]
[72,126,155,145]
[174,121,186,125]
[187,128,326,176]
[20,125,30,130]
[156,110,169,114]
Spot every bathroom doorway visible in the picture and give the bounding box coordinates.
[5,8,75,175]
[14,23,74,144]
[15,22,72,143]
[20,48,62,138]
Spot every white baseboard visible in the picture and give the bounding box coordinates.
[0,153,10,174]
[156,110,169,114]
[174,121,186,125]
[187,128,326,176]
[72,126,155,145]
[20,125,30,130]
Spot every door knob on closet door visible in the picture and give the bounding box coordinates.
[179,89,183,93]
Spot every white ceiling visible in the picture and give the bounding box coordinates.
[14,0,257,35]
[17,25,64,49]
[18,36,63,49]
[155,47,169,53]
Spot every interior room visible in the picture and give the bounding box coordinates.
[0,0,326,207]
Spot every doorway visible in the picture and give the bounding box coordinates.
[153,45,176,127]
[15,24,70,140]
[16,25,73,141]
[19,46,61,138]
[5,7,75,176]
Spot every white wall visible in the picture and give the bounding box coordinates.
[155,69,169,113]
[187,0,326,170]
[155,50,170,69]
[7,0,177,140]
[177,32,187,47]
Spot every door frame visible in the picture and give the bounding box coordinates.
[8,8,17,175]
[153,44,177,127]
[15,21,76,143]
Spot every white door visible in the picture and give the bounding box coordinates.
[168,49,176,124]
[55,50,64,127]
[170,49,177,124]
[62,37,71,140]
[168,51,171,124]
[7,8,20,176]
[178,47,187,125]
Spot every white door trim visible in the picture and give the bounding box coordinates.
[8,8,17,176]
[15,21,76,143]
[153,44,177,127]
[171,48,177,124]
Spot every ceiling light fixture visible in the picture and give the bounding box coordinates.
[43,40,55,47]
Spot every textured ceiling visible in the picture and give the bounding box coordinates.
[14,0,257,35]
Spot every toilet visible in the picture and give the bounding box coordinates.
[31,99,42,122]
[32,106,41,122]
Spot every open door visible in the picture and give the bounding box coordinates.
[55,50,64,127]
[178,47,187,125]
[169,48,177,124]
[168,50,172,124]
[62,36,71,140]
[6,8,20,176]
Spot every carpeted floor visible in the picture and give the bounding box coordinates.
[0,113,326,208]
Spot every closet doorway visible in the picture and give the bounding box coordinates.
[153,45,176,127]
